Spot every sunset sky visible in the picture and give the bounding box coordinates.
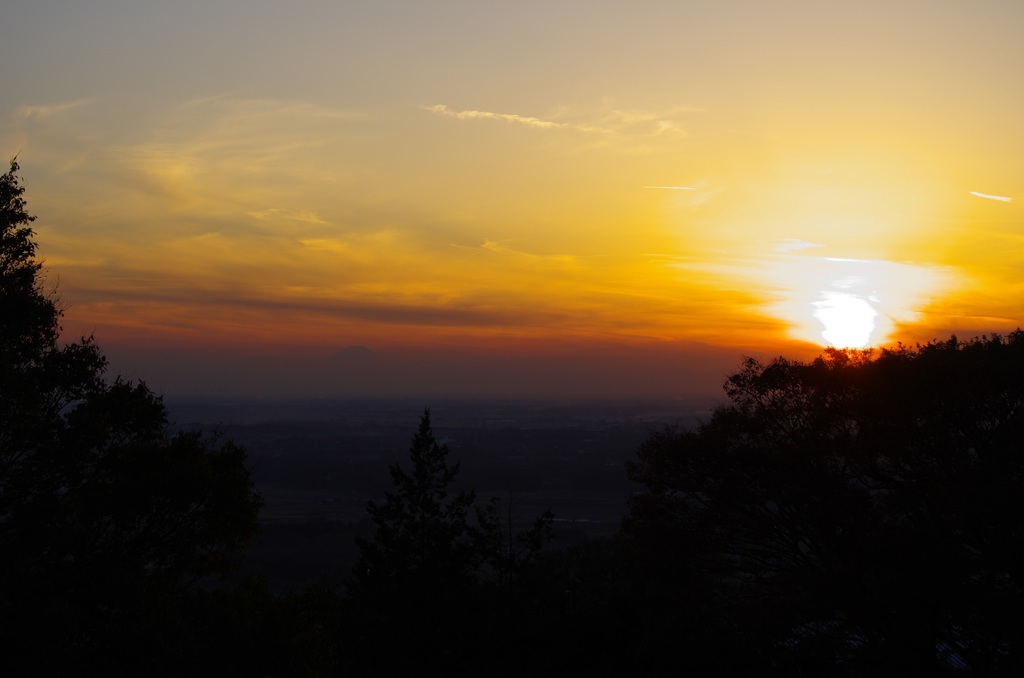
[4,0,1023,397]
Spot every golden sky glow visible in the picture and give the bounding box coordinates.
[3,1,1024,396]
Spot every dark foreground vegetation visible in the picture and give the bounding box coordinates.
[3,159,1022,675]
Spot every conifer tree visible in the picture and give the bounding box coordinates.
[350,408,477,601]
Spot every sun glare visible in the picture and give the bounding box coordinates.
[814,291,876,348]
[757,253,952,349]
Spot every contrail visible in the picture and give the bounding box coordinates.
[970,191,1012,202]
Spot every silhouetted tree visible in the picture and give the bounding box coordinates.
[344,409,481,672]
[349,409,477,600]
[346,409,566,674]
[0,160,263,673]
[626,340,1024,674]
[474,493,554,593]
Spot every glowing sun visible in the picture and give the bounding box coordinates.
[813,291,876,348]
[756,252,952,349]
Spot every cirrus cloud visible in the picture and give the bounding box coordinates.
[423,104,566,129]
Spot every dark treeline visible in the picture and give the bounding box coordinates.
[3,159,1022,675]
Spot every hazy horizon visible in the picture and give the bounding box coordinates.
[106,336,765,400]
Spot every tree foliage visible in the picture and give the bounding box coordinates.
[346,409,558,674]
[0,160,263,672]
[627,339,1024,674]
[474,493,554,593]
[350,408,478,600]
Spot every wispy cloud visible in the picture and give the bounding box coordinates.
[775,238,824,253]
[970,191,1012,203]
[450,239,579,270]
[424,104,566,129]
[17,99,91,121]
[602,105,698,137]
[248,208,329,225]
[423,101,699,152]
[105,97,369,226]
